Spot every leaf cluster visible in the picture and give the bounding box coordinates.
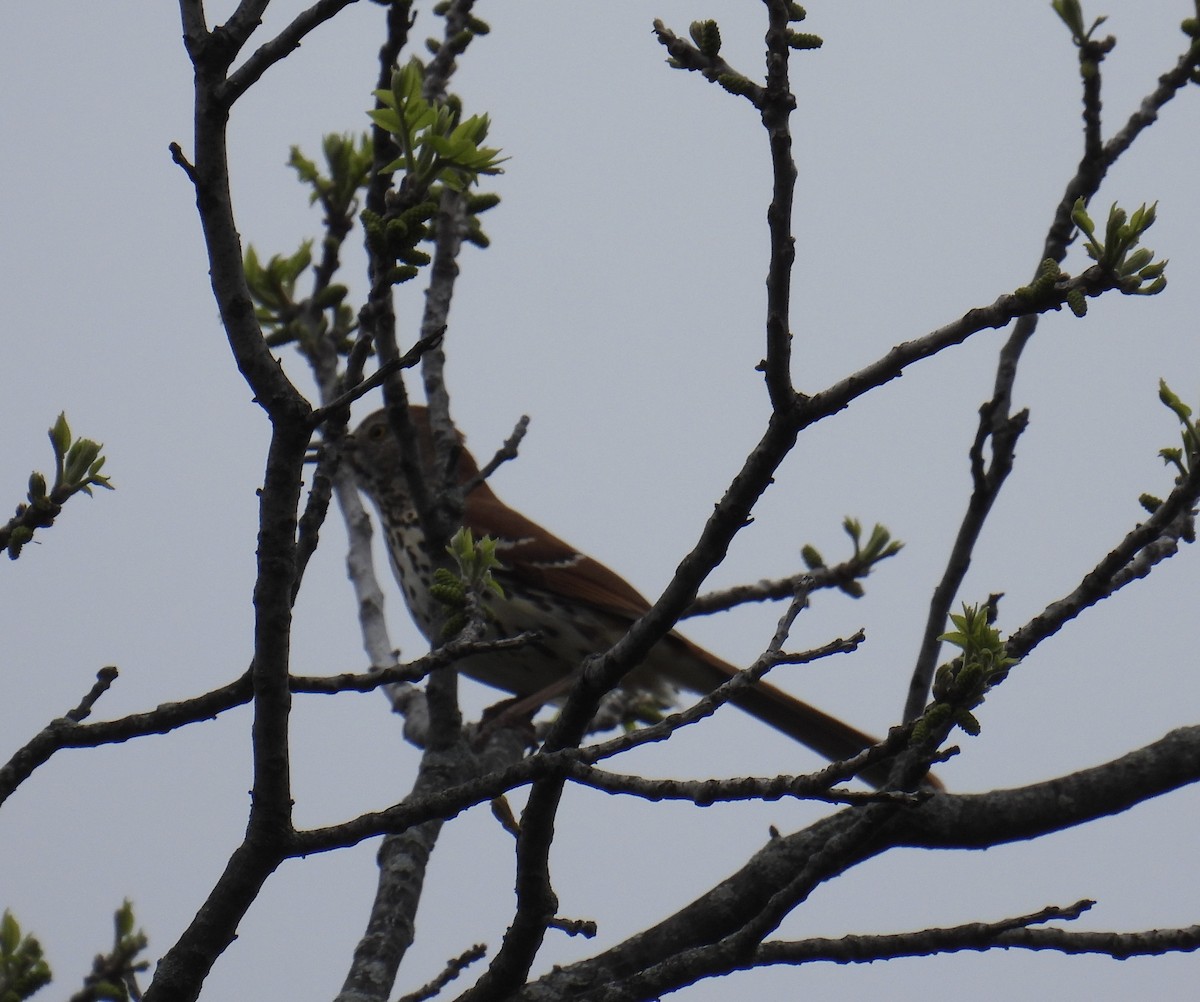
[667,7,820,101]
[1139,381,1200,541]
[369,59,506,192]
[243,135,371,350]
[426,2,491,58]
[1,413,113,559]
[1072,198,1168,299]
[289,132,373,216]
[431,527,507,638]
[0,911,50,1002]
[244,241,348,346]
[245,67,502,364]
[801,517,903,598]
[912,604,1020,742]
[74,900,149,1002]
[0,902,146,1002]
[687,12,822,60]
[362,59,503,284]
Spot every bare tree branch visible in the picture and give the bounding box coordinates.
[519,726,1200,999]
[904,24,1200,721]
[758,0,799,408]
[224,0,363,105]
[1008,458,1200,661]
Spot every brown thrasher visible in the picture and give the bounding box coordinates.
[348,407,905,785]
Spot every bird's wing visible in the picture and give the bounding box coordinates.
[465,487,653,620]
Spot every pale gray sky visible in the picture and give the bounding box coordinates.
[3,2,1199,999]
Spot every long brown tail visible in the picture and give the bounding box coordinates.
[665,634,940,790]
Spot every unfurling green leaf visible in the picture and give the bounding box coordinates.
[921,602,1020,741]
[688,19,722,58]
[0,909,52,1000]
[1052,0,1085,36]
[50,412,72,457]
[1153,380,1200,487]
[1072,198,1168,295]
[432,528,508,637]
[1159,379,1193,424]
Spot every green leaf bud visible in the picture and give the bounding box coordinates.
[431,581,464,606]
[312,284,348,309]
[398,247,432,267]
[1138,493,1163,514]
[1119,247,1154,275]
[800,544,824,569]
[1070,197,1094,235]
[911,702,952,745]
[50,413,72,456]
[27,472,47,501]
[441,614,466,639]
[388,265,420,285]
[932,663,954,701]
[786,31,823,50]
[717,73,757,99]
[956,660,983,696]
[467,192,501,214]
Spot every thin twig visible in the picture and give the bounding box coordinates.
[395,944,487,1002]
[901,25,1196,715]
[223,0,361,105]
[754,899,1100,965]
[462,414,530,495]
[311,329,446,423]
[66,666,120,722]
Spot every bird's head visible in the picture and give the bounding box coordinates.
[346,407,479,505]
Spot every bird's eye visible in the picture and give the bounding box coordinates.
[368,423,386,441]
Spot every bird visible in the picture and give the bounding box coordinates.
[347,406,919,787]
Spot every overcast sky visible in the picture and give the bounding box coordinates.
[3,2,1199,999]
